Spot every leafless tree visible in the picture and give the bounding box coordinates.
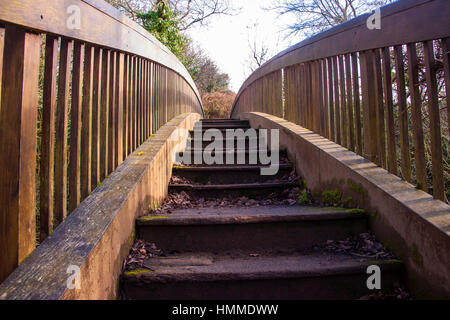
[245,21,279,75]
[268,0,395,38]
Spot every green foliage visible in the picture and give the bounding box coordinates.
[138,1,188,62]
[297,190,309,205]
[321,189,342,206]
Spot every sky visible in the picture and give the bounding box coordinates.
[187,0,299,93]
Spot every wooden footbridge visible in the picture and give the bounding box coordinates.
[0,0,449,300]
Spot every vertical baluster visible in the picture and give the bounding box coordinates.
[100,49,109,181]
[0,27,41,282]
[149,61,153,135]
[360,50,379,163]
[69,41,84,213]
[81,44,94,200]
[351,53,362,156]
[339,55,347,147]
[442,38,450,141]
[54,39,72,225]
[423,41,445,201]
[407,43,427,192]
[91,47,101,191]
[394,45,412,182]
[327,57,335,141]
[322,59,330,139]
[345,54,355,151]
[0,28,3,109]
[123,55,129,160]
[373,49,386,168]
[381,47,397,175]
[317,61,324,133]
[115,52,124,166]
[128,56,134,153]
[40,35,58,242]
[108,51,116,174]
[332,56,341,144]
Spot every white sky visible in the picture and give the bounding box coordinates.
[187,0,299,92]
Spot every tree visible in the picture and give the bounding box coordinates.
[245,21,278,75]
[138,1,188,61]
[105,0,237,31]
[268,0,395,37]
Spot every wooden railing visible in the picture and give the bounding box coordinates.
[0,0,203,283]
[232,0,449,203]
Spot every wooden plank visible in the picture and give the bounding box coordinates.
[136,58,141,145]
[351,52,362,156]
[332,56,341,144]
[373,49,386,168]
[0,28,4,112]
[338,55,347,147]
[132,56,138,150]
[128,56,134,154]
[39,35,58,242]
[108,51,116,174]
[122,55,129,160]
[442,38,450,141]
[345,54,355,151]
[407,43,427,192]
[394,45,412,182]
[68,41,84,213]
[381,47,398,175]
[359,50,378,163]
[423,41,445,201]
[317,61,324,134]
[91,46,101,191]
[0,26,41,282]
[322,60,329,139]
[81,44,94,200]
[115,52,124,167]
[148,61,153,136]
[99,49,109,181]
[54,39,72,225]
[327,57,335,141]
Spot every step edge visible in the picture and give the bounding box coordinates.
[137,210,367,226]
[123,259,403,283]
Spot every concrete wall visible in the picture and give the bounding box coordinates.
[0,113,201,300]
[241,112,450,299]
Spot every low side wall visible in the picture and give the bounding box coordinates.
[0,112,201,300]
[240,112,450,299]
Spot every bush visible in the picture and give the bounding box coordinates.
[202,90,236,119]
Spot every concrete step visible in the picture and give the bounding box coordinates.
[169,181,297,198]
[137,206,368,253]
[194,123,251,130]
[121,251,403,300]
[188,137,262,150]
[189,128,262,137]
[173,163,293,184]
[178,149,284,166]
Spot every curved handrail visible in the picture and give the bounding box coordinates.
[231,0,449,203]
[233,0,449,111]
[0,0,203,109]
[0,0,203,283]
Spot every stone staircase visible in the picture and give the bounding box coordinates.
[121,119,403,300]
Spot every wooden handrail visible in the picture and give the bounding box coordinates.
[232,0,449,203]
[0,0,203,283]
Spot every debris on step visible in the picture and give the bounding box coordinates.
[123,240,164,272]
[359,282,412,300]
[321,233,396,260]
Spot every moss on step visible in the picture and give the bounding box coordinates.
[124,269,153,277]
[322,189,342,205]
